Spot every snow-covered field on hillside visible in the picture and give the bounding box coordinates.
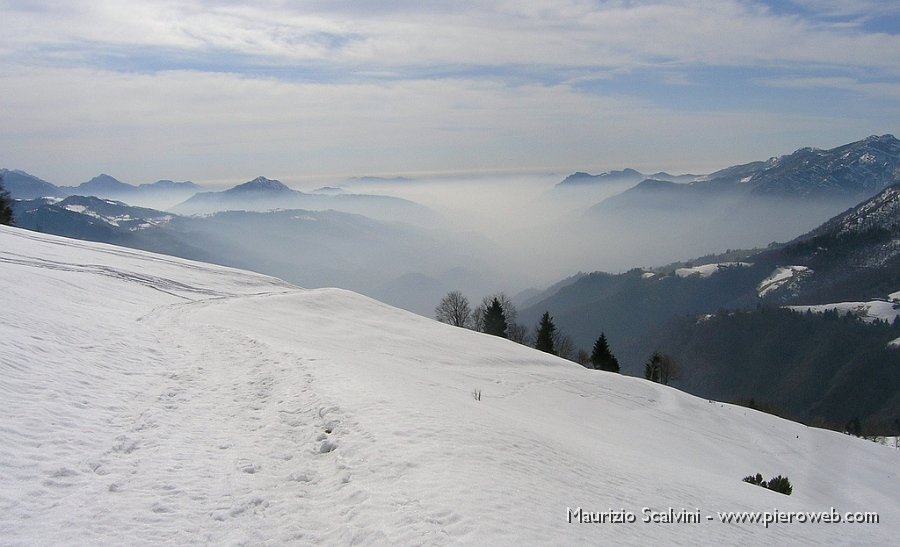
[758,265,811,297]
[788,300,900,324]
[1,226,898,544]
[674,262,752,279]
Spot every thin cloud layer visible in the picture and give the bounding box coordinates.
[1,0,898,183]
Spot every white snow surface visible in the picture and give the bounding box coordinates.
[758,266,811,297]
[1,226,899,544]
[787,300,900,324]
[674,262,752,278]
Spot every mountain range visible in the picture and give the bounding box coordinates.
[546,135,900,273]
[591,134,900,210]
[520,180,900,430]
[171,176,440,225]
[0,169,202,206]
[5,135,900,432]
[556,168,698,187]
[0,170,444,227]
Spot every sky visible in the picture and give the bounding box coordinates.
[2,0,900,186]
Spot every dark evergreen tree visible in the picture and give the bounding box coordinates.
[482,298,508,338]
[590,333,620,372]
[742,473,766,487]
[534,311,556,354]
[0,176,13,226]
[766,475,793,495]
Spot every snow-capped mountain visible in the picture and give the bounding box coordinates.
[2,225,897,544]
[745,135,900,198]
[594,135,900,210]
[573,136,900,273]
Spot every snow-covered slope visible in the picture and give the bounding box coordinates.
[787,300,900,324]
[1,226,898,544]
[674,262,752,279]
[757,265,812,297]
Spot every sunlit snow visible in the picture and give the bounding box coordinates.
[1,226,898,544]
[674,262,752,278]
[758,265,811,297]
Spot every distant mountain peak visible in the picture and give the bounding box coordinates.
[227,176,294,194]
[82,174,129,187]
[864,133,896,143]
[557,168,645,186]
[74,174,136,194]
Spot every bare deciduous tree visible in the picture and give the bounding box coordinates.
[645,351,680,385]
[553,330,577,361]
[507,322,532,345]
[435,291,472,328]
[575,349,591,367]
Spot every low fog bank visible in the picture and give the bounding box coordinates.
[11,170,860,320]
[331,174,854,308]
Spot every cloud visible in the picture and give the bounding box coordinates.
[1,1,898,181]
[5,1,900,76]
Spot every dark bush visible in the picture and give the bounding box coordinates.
[743,473,792,495]
[742,473,766,487]
[766,475,793,495]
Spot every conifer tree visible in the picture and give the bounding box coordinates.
[534,311,557,355]
[482,298,508,338]
[590,333,620,372]
[0,177,13,226]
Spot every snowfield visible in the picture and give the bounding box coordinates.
[758,266,811,297]
[674,262,752,279]
[1,226,898,544]
[787,300,900,324]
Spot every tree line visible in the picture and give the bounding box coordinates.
[435,290,622,373]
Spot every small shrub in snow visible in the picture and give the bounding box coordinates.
[742,473,766,487]
[472,388,482,401]
[767,475,793,495]
[743,473,792,495]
